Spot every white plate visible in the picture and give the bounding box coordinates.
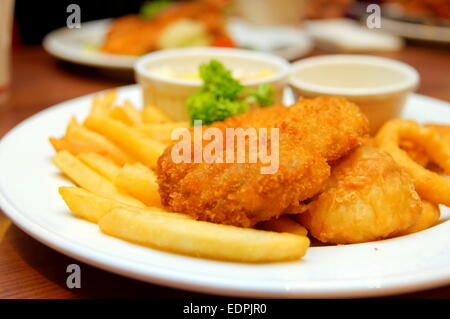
[43,20,136,70]
[351,3,450,44]
[43,19,312,70]
[0,85,449,298]
[379,17,450,43]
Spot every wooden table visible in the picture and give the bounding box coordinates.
[1,46,449,299]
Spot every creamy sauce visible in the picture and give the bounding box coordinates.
[294,63,408,89]
[152,66,274,82]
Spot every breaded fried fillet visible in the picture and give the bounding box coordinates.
[298,146,423,244]
[157,97,369,227]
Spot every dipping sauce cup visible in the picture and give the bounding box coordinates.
[135,47,290,122]
[289,55,420,133]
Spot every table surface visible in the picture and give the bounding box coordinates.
[1,45,450,299]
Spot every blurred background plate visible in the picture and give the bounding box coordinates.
[43,18,312,70]
[226,17,312,61]
[350,1,450,44]
[43,19,139,70]
[378,17,450,43]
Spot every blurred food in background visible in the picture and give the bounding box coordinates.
[348,0,450,43]
[384,0,450,22]
[305,0,355,20]
[38,0,449,72]
[235,0,307,26]
[102,0,235,55]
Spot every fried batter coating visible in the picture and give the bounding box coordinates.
[426,124,450,141]
[400,139,429,167]
[157,97,369,227]
[397,200,440,236]
[298,146,422,244]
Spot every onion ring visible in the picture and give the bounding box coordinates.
[399,139,429,167]
[375,119,450,206]
[426,124,450,144]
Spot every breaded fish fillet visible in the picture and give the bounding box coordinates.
[157,97,369,227]
[298,146,423,244]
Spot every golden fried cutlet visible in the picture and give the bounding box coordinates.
[156,97,369,227]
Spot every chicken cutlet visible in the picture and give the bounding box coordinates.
[156,97,369,227]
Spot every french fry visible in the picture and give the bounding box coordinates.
[49,137,105,155]
[115,163,161,206]
[90,90,117,117]
[65,116,79,136]
[258,215,308,237]
[84,116,166,168]
[53,151,145,208]
[142,105,172,124]
[59,187,189,223]
[65,118,133,165]
[60,186,127,223]
[136,122,189,142]
[109,100,142,126]
[77,152,121,181]
[99,208,310,262]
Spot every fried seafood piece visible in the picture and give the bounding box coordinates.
[157,97,369,227]
[397,200,440,236]
[298,146,423,244]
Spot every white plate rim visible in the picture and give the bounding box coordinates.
[1,86,450,298]
[379,17,450,43]
[43,19,138,70]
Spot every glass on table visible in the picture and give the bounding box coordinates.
[235,0,307,26]
[0,0,15,104]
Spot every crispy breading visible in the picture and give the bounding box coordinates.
[157,97,369,227]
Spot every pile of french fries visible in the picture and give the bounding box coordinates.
[50,90,310,263]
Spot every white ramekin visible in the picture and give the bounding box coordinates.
[134,47,290,121]
[289,55,420,133]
